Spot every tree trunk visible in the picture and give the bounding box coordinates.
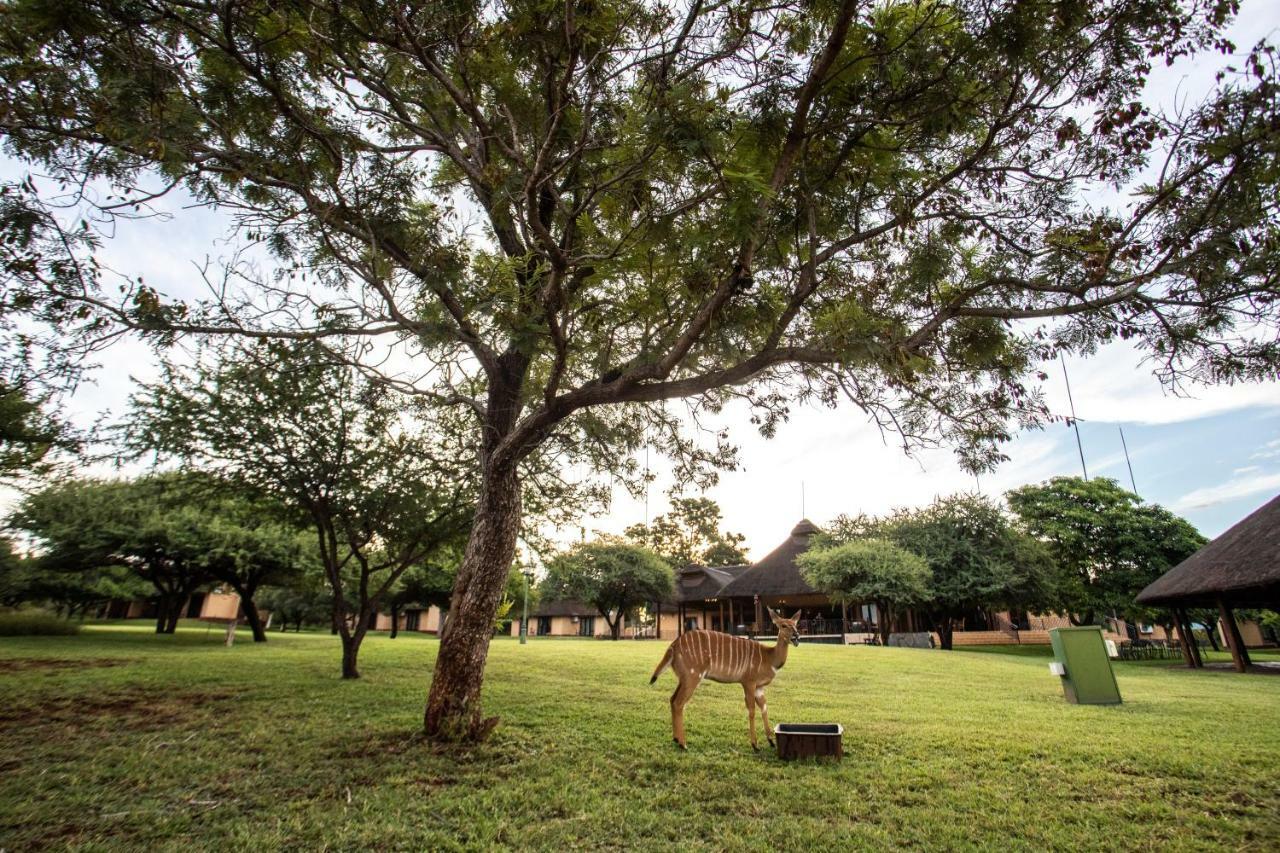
[878,601,892,645]
[937,616,954,651]
[164,604,182,634]
[341,631,364,679]
[608,611,622,640]
[390,604,400,639]
[239,592,268,642]
[154,596,169,634]
[424,465,521,741]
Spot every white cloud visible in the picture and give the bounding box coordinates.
[1252,439,1280,461]
[1173,471,1280,511]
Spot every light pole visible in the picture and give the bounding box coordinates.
[520,570,534,645]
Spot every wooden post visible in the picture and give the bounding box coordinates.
[1174,609,1196,667]
[1189,614,1204,668]
[223,619,237,647]
[655,601,661,639]
[1218,599,1251,672]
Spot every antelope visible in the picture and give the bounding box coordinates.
[649,608,802,751]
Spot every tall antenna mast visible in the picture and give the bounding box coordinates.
[1060,353,1088,480]
[1118,426,1138,495]
[644,446,650,526]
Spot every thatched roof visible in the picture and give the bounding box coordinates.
[671,564,749,603]
[719,520,822,598]
[529,599,599,618]
[1136,493,1280,609]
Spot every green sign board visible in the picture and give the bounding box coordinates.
[1049,627,1122,705]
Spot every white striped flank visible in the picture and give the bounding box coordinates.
[649,608,802,751]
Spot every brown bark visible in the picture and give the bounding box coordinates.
[937,616,954,650]
[389,604,401,639]
[424,465,521,741]
[241,595,268,642]
[341,632,364,679]
[878,600,892,645]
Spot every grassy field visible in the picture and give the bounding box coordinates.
[1,625,1278,851]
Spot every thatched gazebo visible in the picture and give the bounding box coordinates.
[1136,493,1280,672]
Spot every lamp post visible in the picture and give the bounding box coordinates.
[520,570,534,645]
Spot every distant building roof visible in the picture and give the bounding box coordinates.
[529,599,599,618]
[719,520,822,598]
[1136,493,1280,609]
[672,564,749,603]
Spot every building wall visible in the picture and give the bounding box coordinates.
[509,613,609,637]
[371,605,445,634]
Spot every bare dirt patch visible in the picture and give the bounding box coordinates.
[0,658,128,673]
[0,688,234,734]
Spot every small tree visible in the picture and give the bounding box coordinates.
[625,497,748,568]
[542,542,674,640]
[1006,477,1206,628]
[11,475,216,633]
[799,539,930,644]
[128,340,474,677]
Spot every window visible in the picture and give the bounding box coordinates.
[537,616,552,636]
[578,616,594,637]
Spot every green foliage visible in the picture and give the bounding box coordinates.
[1006,477,1206,624]
[799,538,930,606]
[542,541,674,639]
[8,471,307,632]
[624,496,747,567]
[828,494,1058,646]
[0,609,80,635]
[0,381,68,480]
[126,340,474,664]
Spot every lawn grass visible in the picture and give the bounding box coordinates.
[2,625,1278,851]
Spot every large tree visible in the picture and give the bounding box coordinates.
[1,0,1277,737]
[1006,476,1206,627]
[625,496,748,567]
[542,541,674,640]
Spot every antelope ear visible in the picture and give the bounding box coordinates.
[766,607,779,624]
[790,610,802,622]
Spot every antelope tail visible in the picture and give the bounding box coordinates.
[649,645,674,684]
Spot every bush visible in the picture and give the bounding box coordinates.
[0,610,82,636]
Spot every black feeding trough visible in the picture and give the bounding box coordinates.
[774,723,843,760]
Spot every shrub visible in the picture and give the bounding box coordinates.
[0,610,82,636]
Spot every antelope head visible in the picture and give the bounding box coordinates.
[768,608,803,647]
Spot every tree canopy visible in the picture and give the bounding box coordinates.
[625,496,747,567]
[799,538,930,643]
[542,541,674,640]
[1006,476,1206,626]
[0,0,1275,737]
[830,494,1057,648]
[9,471,305,634]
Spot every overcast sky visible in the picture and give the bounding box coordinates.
[4,2,1278,561]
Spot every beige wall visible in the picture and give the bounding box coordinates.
[509,613,609,637]
[371,605,445,633]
